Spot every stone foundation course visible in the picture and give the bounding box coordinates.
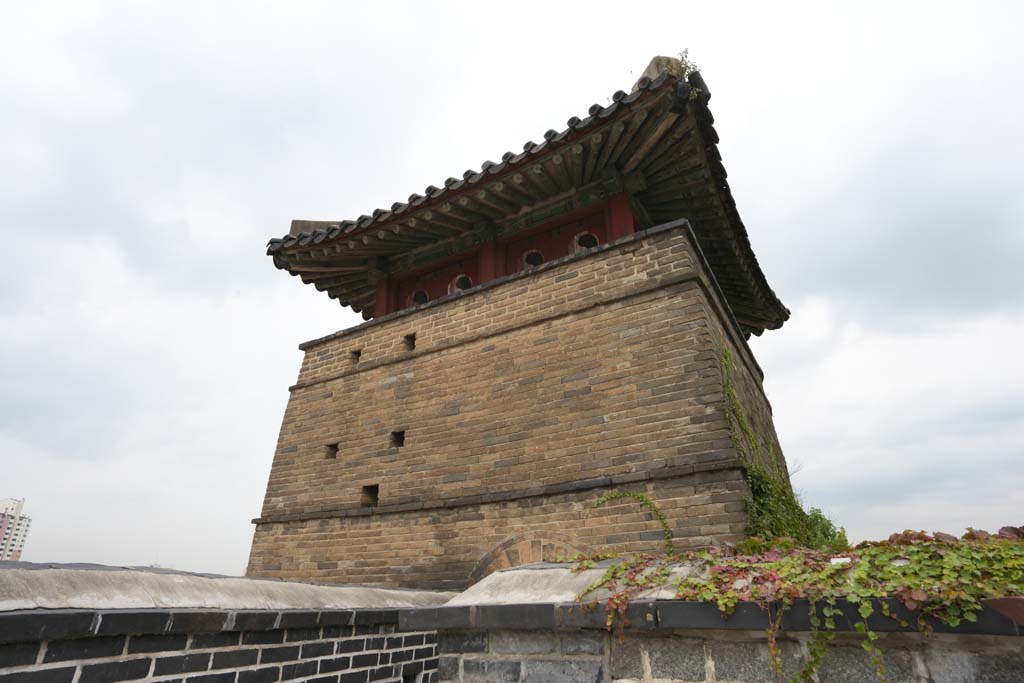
[424,625,1023,683]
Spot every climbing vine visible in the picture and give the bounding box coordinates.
[573,528,1024,683]
[565,349,1022,682]
[594,490,674,555]
[720,349,847,550]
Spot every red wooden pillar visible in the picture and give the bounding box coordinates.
[374,278,390,317]
[607,193,636,240]
[479,239,498,282]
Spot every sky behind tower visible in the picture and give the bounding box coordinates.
[1,1,1022,574]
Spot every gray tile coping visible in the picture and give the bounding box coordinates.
[396,599,1021,636]
[0,609,400,645]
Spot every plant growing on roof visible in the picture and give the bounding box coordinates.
[678,48,700,78]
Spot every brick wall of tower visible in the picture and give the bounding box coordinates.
[247,222,783,589]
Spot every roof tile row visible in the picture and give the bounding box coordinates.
[266,72,680,254]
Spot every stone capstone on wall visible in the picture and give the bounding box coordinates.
[398,566,1023,683]
[0,563,450,612]
[0,563,452,683]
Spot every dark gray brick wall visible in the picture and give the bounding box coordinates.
[2,604,1021,683]
[437,630,604,683]
[0,609,438,683]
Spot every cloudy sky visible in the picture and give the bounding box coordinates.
[2,1,1021,575]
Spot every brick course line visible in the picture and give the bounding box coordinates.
[251,458,742,525]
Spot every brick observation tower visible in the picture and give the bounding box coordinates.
[247,57,790,590]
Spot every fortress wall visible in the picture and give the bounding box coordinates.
[249,223,775,588]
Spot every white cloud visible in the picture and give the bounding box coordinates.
[1,0,1022,573]
[754,301,1024,541]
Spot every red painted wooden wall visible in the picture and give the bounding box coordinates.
[378,193,635,316]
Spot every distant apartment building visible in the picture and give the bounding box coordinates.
[0,499,31,561]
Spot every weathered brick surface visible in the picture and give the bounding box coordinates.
[249,224,781,588]
[249,473,747,590]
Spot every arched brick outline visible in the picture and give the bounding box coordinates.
[468,530,591,585]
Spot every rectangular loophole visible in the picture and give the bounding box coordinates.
[324,444,339,460]
[390,431,405,448]
[361,485,379,507]
[403,333,416,351]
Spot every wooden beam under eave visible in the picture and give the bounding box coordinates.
[509,173,543,201]
[409,214,463,237]
[546,154,574,192]
[605,110,649,170]
[289,264,367,274]
[640,183,701,205]
[527,164,560,198]
[326,282,375,302]
[313,274,366,291]
[360,235,408,258]
[456,195,503,221]
[345,238,395,255]
[472,190,517,216]
[441,201,489,225]
[644,159,708,188]
[636,121,695,175]
[582,135,604,185]
[489,180,534,205]
[638,172,712,201]
[729,299,774,320]
[641,136,700,180]
[393,220,435,241]
[622,111,680,174]
[282,251,365,266]
[348,290,377,311]
[733,313,774,335]
[373,227,433,246]
[569,143,586,188]
[617,107,674,174]
[593,121,625,175]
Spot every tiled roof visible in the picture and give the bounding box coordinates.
[267,59,789,335]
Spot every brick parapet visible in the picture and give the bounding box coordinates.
[290,221,763,392]
[0,608,438,683]
[403,601,1022,683]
